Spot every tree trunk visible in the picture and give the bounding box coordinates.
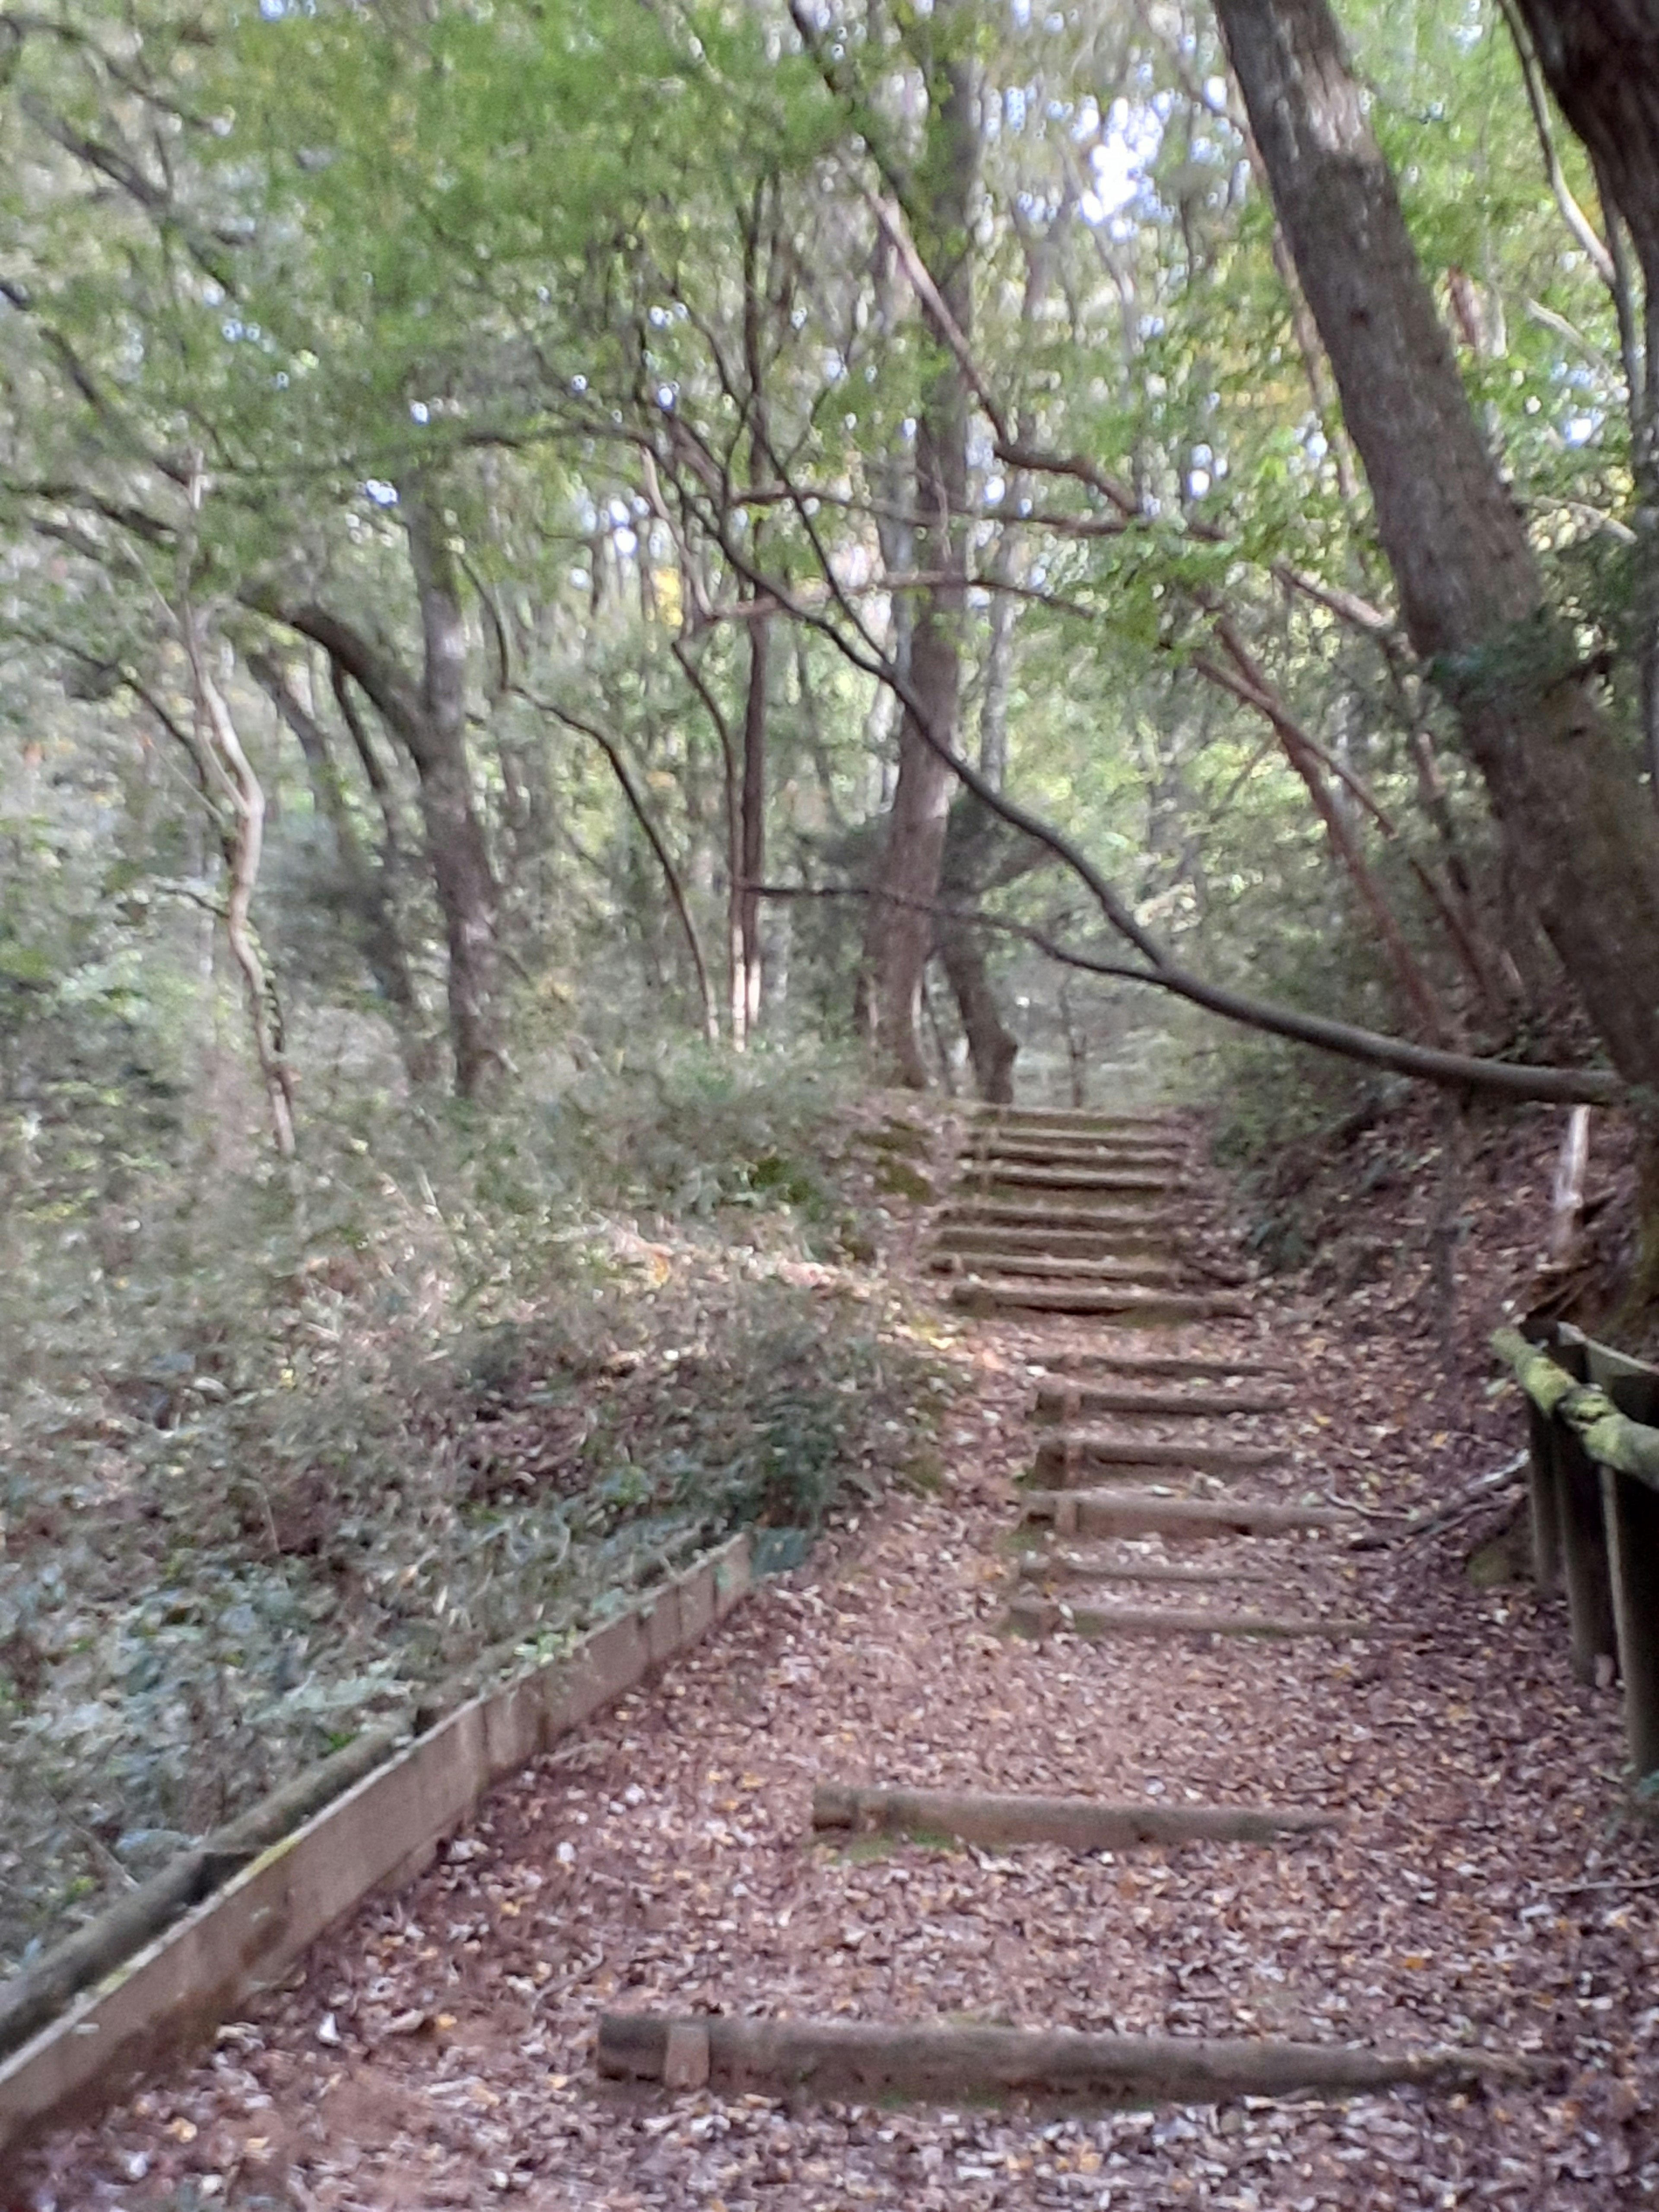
[1509,2,1659,798]
[868,16,977,1088]
[248,651,432,1078]
[938,927,1018,1102]
[1215,0,1659,1097]
[739,614,768,1039]
[401,487,503,1100]
[181,630,297,1159]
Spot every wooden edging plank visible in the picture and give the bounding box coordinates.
[1035,1386,1292,1422]
[597,2013,1535,2104]
[0,1536,753,2161]
[1007,1597,1382,1642]
[1021,1490,1351,1540]
[811,1783,1339,1850]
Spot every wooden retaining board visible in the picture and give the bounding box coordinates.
[0,1537,752,2160]
[597,2012,1530,2104]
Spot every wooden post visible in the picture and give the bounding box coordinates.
[1553,1423,1620,1685]
[1526,1401,1563,1596]
[1600,1465,1659,1780]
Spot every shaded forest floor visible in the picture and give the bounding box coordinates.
[15,1088,1659,2210]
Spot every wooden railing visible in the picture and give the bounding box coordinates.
[1493,1321,1659,1784]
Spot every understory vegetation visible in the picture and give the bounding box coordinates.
[0,1049,950,1976]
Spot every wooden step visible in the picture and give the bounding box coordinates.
[931,1251,1181,1286]
[812,1783,1339,1850]
[938,1203,1186,1239]
[1035,1384,1292,1422]
[951,1283,1248,1321]
[1035,1350,1291,1382]
[934,1224,1179,1261]
[1021,1490,1353,1540]
[1014,1548,1278,1587]
[971,1107,1177,1134]
[959,1164,1182,1196]
[963,1141,1186,1171]
[1033,1432,1287,1480]
[597,2013,1531,2104]
[1009,1594,1381,1641]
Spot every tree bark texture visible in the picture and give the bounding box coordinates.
[869,17,977,1088]
[1216,0,1659,1095]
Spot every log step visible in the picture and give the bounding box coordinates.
[1033,1432,1287,1478]
[934,1225,1179,1260]
[960,1165,1182,1196]
[1014,1549,1278,1587]
[1036,1350,1291,1382]
[597,2013,1531,2105]
[1035,1385,1291,1422]
[1008,1595,1382,1642]
[938,1204,1187,1239]
[970,1107,1177,1134]
[811,1783,1340,1851]
[963,1142,1186,1171]
[1021,1490,1353,1540]
[931,1252,1181,1286]
[951,1284,1248,1321]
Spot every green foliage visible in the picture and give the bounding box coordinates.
[0,1051,949,1976]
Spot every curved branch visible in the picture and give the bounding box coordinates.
[751,882,1621,1106]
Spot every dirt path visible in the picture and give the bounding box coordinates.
[18,1106,1659,2209]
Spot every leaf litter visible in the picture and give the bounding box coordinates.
[14,1103,1659,2210]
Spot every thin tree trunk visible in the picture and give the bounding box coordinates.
[740,615,768,1038]
[248,651,431,1077]
[401,486,504,1100]
[869,15,978,1088]
[182,630,296,1158]
[1216,0,1659,1099]
[938,926,1018,1101]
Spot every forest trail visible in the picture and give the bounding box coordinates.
[21,1108,1656,2209]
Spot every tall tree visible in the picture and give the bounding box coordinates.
[866,4,979,1088]
[1214,0,1659,1103]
